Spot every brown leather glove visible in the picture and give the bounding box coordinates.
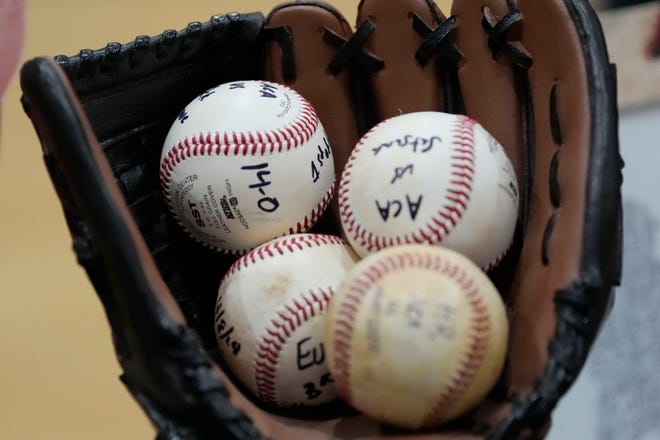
[19,0,622,438]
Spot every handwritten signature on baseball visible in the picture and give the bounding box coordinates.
[371,134,442,156]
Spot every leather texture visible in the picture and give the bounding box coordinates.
[20,1,622,438]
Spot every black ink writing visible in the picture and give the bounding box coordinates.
[215,301,241,355]
[429,304,456,340]
[241,163,280,213]
[372,135,441,156]
[177,110,189,124]
[376,194,423,221]
[509,181,518,198]
[303,382,322,400]
[198,88,216,101]
[405,299,425,328]
[296,337,325,370]
[302,372,333,400]
[391,164,414,184]
[229,82,245,89]
[319,372,333,386]
[258,198,280,213]
[259,82,278,98]
[311,138,332,183]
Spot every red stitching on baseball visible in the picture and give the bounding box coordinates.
[338,115,476,255]
[330,250,491,419]
[483,239,513,272]
[219,234,348,286]
[159,85,324,254]
[253,287,335,406]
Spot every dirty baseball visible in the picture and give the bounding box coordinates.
[215,233,359,408]
[324,244,509,428]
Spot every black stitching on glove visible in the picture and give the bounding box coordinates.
[549,82,563,145]
[324,19,384,75]
[263,25,296,83]
[76,49,94,80]
[412,13,462,67]
[181,21,202,53]
[542,214,556,266]
[544,82,563,265]
[155,30,177,60]
[128,35,150,69]
[549,152,561,209]
[482,7,532,69]
[99,42,121,75]
[209,14,228,34]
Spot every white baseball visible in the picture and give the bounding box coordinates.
[324,244,509,429]
[214,233,359,408]
[160,80,335,255]
[338,111,519,269]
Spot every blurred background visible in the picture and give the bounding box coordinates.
[1,0,658,439]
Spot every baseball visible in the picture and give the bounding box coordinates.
[214,233,359,408]
[324,244,509,429]
[338,111,519,269]
[160,80,335,255]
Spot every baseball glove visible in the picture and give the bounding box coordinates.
[19,0,622,438]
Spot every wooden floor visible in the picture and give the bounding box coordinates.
[0,1,452,439]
